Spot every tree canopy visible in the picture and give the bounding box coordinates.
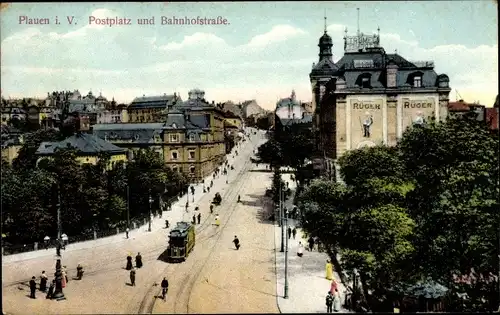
[297,114,500,311]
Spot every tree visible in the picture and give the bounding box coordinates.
[338,145,405,186]
[256,138,284,168]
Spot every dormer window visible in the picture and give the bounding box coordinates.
[356,73,372,88]
[413,76,422,88]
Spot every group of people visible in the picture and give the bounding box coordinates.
[192,212,202,225]
[29,263,82,299]
[126,252,143,286]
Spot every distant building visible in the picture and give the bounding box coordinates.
[93,123,164,159]
[448,99,499,131]
[1,125,23,164]
[240,100,266,118]
[97,104,129,124]
[222,110,243,130]
[128,93,181,123]
[36,116,126,167]
[312,19,451,178]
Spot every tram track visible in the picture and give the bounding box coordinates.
[137,139,258,314]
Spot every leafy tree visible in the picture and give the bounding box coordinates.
[256,138,284,169]
[338,146,405,186]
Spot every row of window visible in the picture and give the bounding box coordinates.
[358,73,423,88]
[169,134,196,142]
[171,150,196,160]
[171,165,196,174]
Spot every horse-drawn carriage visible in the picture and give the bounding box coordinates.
[212,192,222,205]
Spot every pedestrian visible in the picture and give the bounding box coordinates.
[126,254,133,270]
[185,202,189,212]
[29,276,37,299]
[333,289,341,312]
[161,277,169,300]
[63,265,69,283]
[40,271,48,292]
[61,268,67,288]
[77,264,84,280]
[215,214,220,227]
[297,242,304,257]
[126,227,129,239]
[46,280,55,299]
[130,268,136,286]
[326,291,334,313]
[326,260,333,280]
[135,252,143,268]
[308,236,315,251]
[292,227,297,239]
[197,213,201,224]
[287,226,292,239]
[233,235,240,250]
[330,279,338,294]
[210,204,214,214]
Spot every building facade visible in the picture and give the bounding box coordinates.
[164,90,226,181]
[128,93,181,123]
[97,106,129,124]
[92,123,164,159]
[312,24,451,177]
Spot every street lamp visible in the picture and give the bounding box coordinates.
[52,185,65,300]
[280,183,286,252]
[284,208,289,299]
[148,191,153,232]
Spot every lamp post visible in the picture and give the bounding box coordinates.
[280,183,285,253]
[148,191,153,232]
[284,208,289,299]
[186,187,190,208]
[52,185,64,299]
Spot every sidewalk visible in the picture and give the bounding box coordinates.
[274,173,348,313]
[2,134,260,264]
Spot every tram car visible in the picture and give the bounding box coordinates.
[166,221,195,262]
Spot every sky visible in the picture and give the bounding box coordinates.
[1,2,498,110]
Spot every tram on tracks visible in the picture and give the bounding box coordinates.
[166,221,195,262]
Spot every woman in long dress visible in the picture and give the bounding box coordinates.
[325,260,333,280]
[333,289,341,312]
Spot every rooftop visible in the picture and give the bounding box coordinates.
[36,133,125,156]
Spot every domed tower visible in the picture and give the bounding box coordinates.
[318,29,333,62]
[310,15,339,127]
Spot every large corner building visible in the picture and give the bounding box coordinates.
[310,20,451,177]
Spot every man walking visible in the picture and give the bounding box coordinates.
[326,291,334,313]
[192,214,196,225]
[126,227,129,239]
[308,236,315,251]
[292,227,297,239]
[29,276,37,299]
[197,213,201,224]
[130,268,136,286]
[233,235,240,250]
[287,226,292,239]
[161,277,169,300]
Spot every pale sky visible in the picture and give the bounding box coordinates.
[1,2,498,110]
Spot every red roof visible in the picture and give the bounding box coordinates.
[447,100,471,112]
[486,108,499,130]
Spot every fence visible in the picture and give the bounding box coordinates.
[1,211,165,256]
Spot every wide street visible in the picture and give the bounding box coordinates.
[2,129,278,314]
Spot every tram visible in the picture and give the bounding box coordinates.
[166,221,195,262]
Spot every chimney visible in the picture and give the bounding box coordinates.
[386,60,398,88]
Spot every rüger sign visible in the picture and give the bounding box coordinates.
[403,99,434,109]
[352,100,383,110]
